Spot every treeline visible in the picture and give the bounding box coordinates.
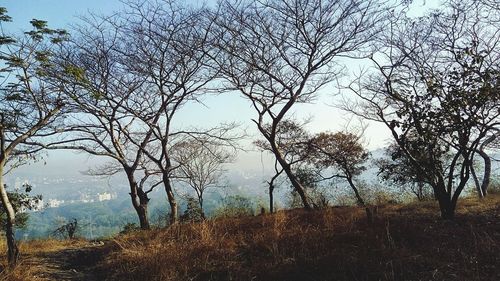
[0,0,498,266]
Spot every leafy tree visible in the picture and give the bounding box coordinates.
[214,195,253,218]
[180,197,203,222]
[346,0,499,218]
[308,132,369,203]
[376,141,434,201]
[0,183,42,229]
[0,8,67,264]
[306,132,373,218]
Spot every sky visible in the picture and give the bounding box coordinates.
[1,0,440,181]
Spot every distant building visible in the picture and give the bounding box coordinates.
[48,199,64,208]
[98,192,112,202]
[80,193,93,203]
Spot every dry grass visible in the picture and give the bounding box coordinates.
[0,238,90,281]
[101,195,500,281]
[1,195,499,281]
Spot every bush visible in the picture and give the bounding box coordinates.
[213,195,253,218]
[180,197,203,222]
[120,223,139,234]
[487,177,500,195]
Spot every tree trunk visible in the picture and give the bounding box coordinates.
[269,184,274,214]
[136,189,151,230]
[125,170,150,229]
[477,149,491,197]
[163,174,178,224]
[434,184,455,220]
[346,176,366,207]
[470,164,484,198]
[5,220,19,266]
[346,176,372,222]
[198,196,206,220]
[0,168,19,265]
[273,153,311,209]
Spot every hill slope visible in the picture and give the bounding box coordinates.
[2,195,500,281]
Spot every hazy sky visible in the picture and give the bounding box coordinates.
[1,0,440,180]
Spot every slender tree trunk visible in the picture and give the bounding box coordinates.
[198,196,206,220]
[0,166,19,265]
[346,176,366,206]
[273,152,311,209]
[269,184,274,214]
[162,173,178,224]
[470,164,484,198]
[346,176,372,222]
[477,149,491,197]
[5,220,18,266]
[125,170,150,229]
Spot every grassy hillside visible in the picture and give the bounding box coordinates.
[1,195,500,281]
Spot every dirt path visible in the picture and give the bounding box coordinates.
[23,241,109,281]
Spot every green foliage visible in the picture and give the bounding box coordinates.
[376,141,435,201]
[120,223,139,235]
[307,132,369,177]
[214,195,253,218]
[180,197,203,222]
[24,19,68,42]
[0,7,12,22]
[63,65,87,83]
[0,184,42,230]
[488,179,500,195]
[289,167,329,209]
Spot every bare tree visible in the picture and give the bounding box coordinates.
[172,138,235,219]
[48,17,160,230]
[0,12,67,264]
[211,0,386,209]
[116,1,234,224]
[345,0,499,218]
[376,140,433,201]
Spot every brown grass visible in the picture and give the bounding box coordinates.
[0,238,90,281]
[100,195,500,281]
[1,195,498,280]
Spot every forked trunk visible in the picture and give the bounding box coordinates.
[137,189,151,229]
[126,170,150,229]
[434,184,456,220]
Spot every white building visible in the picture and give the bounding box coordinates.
[98,192,112,202]
[48,199,64,208]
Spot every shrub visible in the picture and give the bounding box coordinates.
[213,195,253,218]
